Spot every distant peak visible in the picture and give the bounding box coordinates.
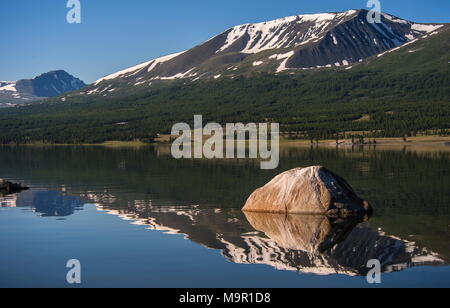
[36,70,70,78]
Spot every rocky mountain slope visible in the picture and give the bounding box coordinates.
[85,9,443,96]
[0,70,86,107]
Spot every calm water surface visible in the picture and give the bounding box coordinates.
[0,145,449,288]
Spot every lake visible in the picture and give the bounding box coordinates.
[0,145,449,288]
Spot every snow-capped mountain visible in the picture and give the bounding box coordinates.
[0,70,86,107]
[86,9,444,95]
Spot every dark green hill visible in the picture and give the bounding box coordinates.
[0,26,449,144]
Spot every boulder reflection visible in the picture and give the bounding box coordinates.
[243,212,366,254]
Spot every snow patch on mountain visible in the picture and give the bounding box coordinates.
[146,51,185,72]
[95,51,185,85]
[331,34,338,45]
[217,10,358,55]
[411,24,443,33]
[95,61,152,85]
[381,13,409,24]
[274,51,295,72]
[149,68,197,81]
[0,82,17,92]
[377,38,419,58]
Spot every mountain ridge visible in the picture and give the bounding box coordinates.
[0,70,86,107]
[83,9,444,97]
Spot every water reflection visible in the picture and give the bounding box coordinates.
[0,194,17,208]
[4,187,444,276]
[91,199,443,276]
[0,145,449,278]
[243,212,366,253]
[0,189,84,216]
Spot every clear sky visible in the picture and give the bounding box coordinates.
[1,0,449,83]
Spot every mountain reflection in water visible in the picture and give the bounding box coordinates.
[1,187,445,276]
[0,189,84,216]
[0,145,449,280]
[91,201,443,276]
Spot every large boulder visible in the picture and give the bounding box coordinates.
[242,166,371,216]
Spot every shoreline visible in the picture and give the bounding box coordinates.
[281,136,450,153]
[0,141,149,148]
[1,136,450,151]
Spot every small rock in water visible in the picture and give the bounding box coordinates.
[0,179,29,195]
[242,166,372,216]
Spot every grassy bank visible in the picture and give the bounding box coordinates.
[5,135,450,152]
[3,140,150,148]
[281,135,450,152]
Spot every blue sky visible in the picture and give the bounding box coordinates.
[1,0,449,83]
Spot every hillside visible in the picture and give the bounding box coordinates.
[83,10,442,95]
[0,20,448,144]
[0,70,86,108]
